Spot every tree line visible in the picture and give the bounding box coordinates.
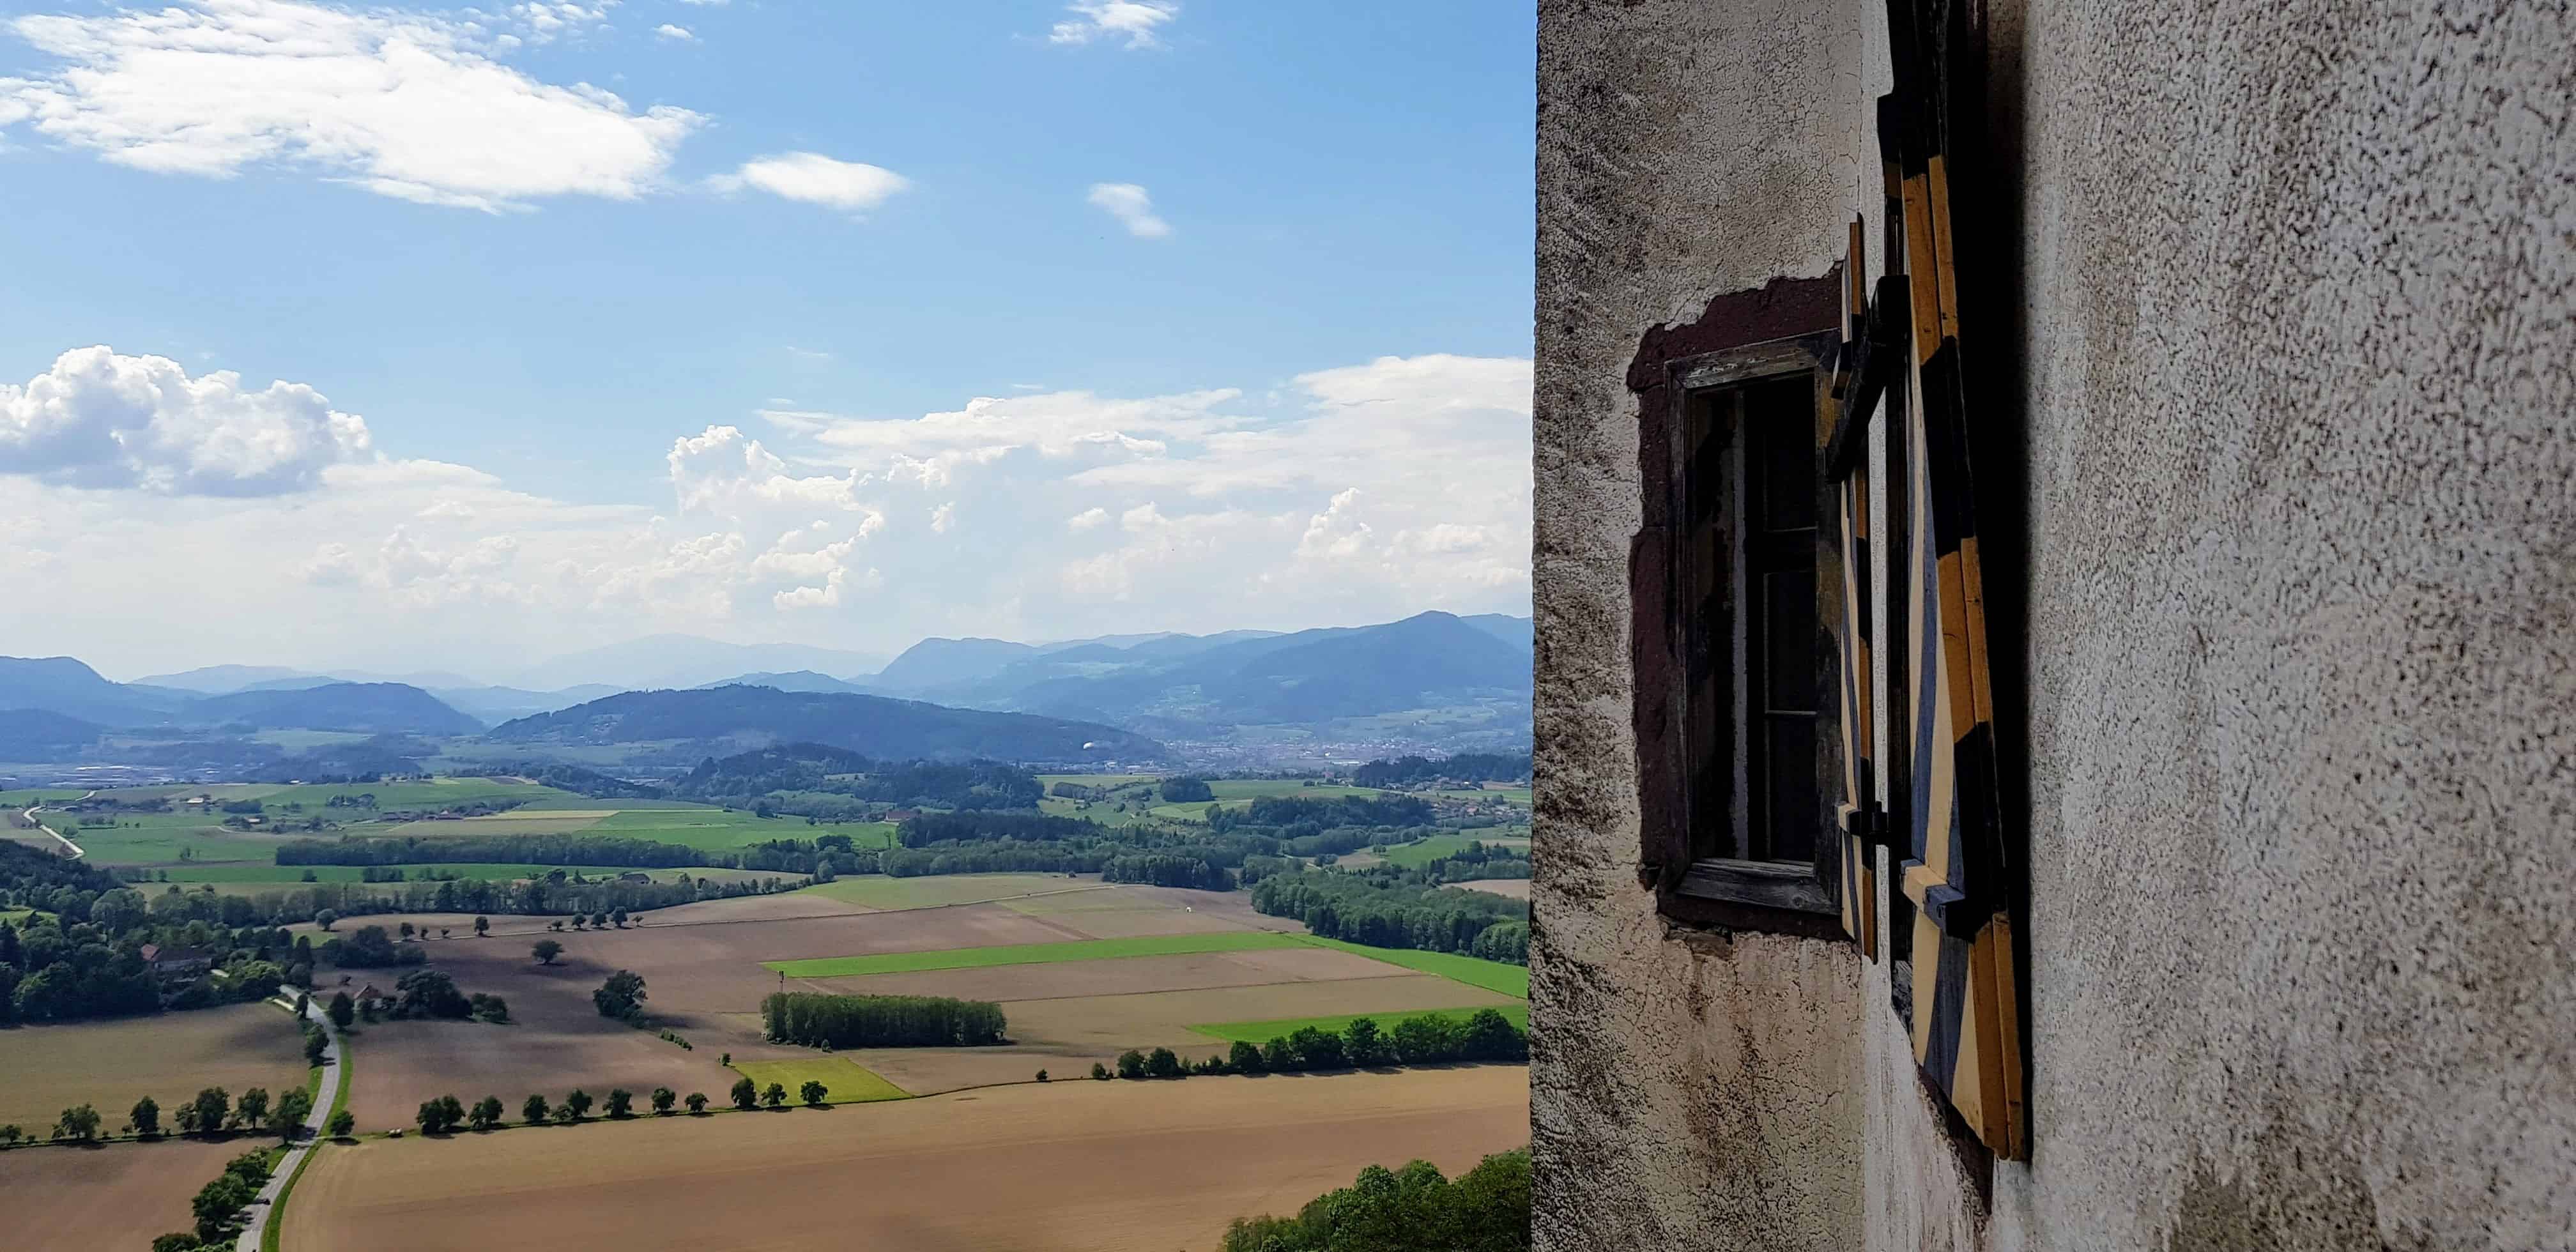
[760,991,1007,1048]
[1220,1149,1529,1252]
[1107,1008,1527,1082]
[1350,752,1532,788]
[1250,871,1529,963]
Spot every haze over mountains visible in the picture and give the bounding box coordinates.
[0,610,1532,779]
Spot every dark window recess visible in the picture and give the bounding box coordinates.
[1650,343,1845,938]
[1686,376,1825,867]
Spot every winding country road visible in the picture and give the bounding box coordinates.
[15,790,92,859]
[237,995,348,1252]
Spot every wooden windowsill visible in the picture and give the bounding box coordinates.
[1659,857,1844,939]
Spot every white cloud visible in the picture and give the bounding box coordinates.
[1087,182,1170,238]
[0,346,374,496]
[709,153,910,213]
[679,0,726,5]
[654,24,696,41]
[1049,1,1178,49]
[1,347,1529,675]
[0,0,703,212]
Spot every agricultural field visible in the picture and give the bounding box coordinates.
[1452,878,1533,899]
[0,1001,310,1133]
[728,1056,908,1104]
[1377,832,1533,867]
[799,871,1087,910]
[14,775,895,894]
[0,1135,250,1251]
[309,871,1528,1122]
[282,1065,1529,1252]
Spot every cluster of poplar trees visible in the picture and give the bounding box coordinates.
[760,991,1007,1048]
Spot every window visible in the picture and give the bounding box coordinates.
[1683,375,1821,867]
[1627,289,1849,940]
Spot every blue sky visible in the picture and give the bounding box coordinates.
[0,0,1534,680]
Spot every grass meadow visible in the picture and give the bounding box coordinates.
[729,1057,910,1105]
[1376,832,1533,868]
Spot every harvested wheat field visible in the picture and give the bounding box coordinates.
[284,1065,1529,1252]
[340,901,1084,1118]
[806,945,1408,1003]
[0,1137,249,1249]
[0,1002,310,1132]
[1452,878,1532,899]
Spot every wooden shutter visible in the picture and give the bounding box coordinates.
[1834,466,1877,956]
[1885,0,2027,1160]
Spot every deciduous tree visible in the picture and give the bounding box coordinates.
[325,1109,355,1138]
[531,939,563,966]
[522,1094,549,1125]
[52,1104,100,1143]
[606,1088,634,1118]
[650,1087,676,1115]
[130,1094,161,1138]
[799,1080,828,1106]
[684,1092,709,1114]
[563,1089,593,1121]
[761,1082,787,1108]
[730,1077,759,1110]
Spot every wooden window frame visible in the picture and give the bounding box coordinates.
[1634,324,1848,940]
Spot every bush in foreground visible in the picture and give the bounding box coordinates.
[1220,1149,1529,1252]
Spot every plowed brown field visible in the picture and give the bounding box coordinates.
[0,1002,309,1132]
[282,1065,1529,1252]
[0,1138,248,1249]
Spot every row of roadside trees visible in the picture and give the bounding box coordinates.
[1099,1008,1528,1083]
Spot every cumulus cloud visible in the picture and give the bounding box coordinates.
[0,347,374,496]
[0,0,701,211]
[3,347,1529,675]
[1048,1,1178,49]
[654,23,696,41]
[709,153,910,213]
[1087,182,1170,238]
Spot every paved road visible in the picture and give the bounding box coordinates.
[15,791,92,859]
[237,996,347,1252]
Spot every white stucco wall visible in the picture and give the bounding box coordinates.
[1535,0,2576,1248]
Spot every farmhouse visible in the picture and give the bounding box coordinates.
[137,943,215,979]
[1531,1,2572,1249]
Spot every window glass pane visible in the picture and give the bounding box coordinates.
[1757,380,1816,531]
[1765,714,1818,862]
[1764,569,1816,713]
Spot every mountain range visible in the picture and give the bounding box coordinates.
[1,610,1531,772]
[486,687,1162,763]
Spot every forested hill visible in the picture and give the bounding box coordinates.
[486,686,1165,763]
[190,682,485,735]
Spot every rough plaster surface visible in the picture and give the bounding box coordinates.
[1537,0,2574,1248]
[1988,1,2576,1249]
[1533,1,1872,1248]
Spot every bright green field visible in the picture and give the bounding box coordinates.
[1377,832,1533,868]
[1297,938,1530,998]
[1187,1003,1530,1044]
[799,873,1089,911]
[766,930,1312,977]
[729,1057,910,1104]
